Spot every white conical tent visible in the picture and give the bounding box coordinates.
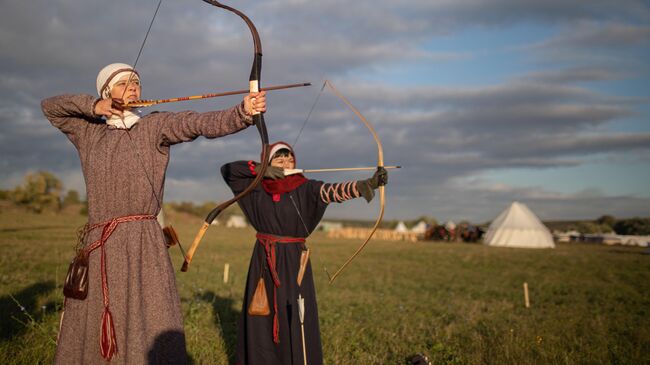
[484,201,555,248]
[394,221,408,232]
[411,221,428,234]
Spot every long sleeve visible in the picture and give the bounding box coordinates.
[221,160,256,194]
[157,103,253,147]
[318,180,364,204]
[41,94,100,148]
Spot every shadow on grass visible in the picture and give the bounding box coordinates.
[196,291,241,364]
[148,330,196,365]
[0,281,56,342]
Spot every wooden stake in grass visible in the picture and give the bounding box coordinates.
[224,263,230,284]
[523,282,530,308]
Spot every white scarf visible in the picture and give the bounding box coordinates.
[106,109,142,129]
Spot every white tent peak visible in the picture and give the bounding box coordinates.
[484,201,555,249]
[411,221,428,234]
[394,221,408,232]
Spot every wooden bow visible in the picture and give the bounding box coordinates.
[181,1,270,271]
[322,80,386,284]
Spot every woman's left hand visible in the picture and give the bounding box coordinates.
[243,90,266,116]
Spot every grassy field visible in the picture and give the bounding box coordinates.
[1,207,649,364]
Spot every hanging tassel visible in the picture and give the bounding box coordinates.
[272,284,280,344]
[100,307,118,361]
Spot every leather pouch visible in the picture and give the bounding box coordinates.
[248,277,270,316]
[162,225,180,248]
[63,252,89,300]
[297,248,310,287]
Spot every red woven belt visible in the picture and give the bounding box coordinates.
[255,232,306,344]
[82,214,156,361]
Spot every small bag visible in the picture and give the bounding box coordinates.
[248,277,270,316]
[296,248,310,287]
[63,252,89,300]
[162,225,180,248]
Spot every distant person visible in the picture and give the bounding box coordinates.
[41,62,266,364]
[221,141,387,364]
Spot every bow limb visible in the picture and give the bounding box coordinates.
[182,1,270,272]
[323,80,385,284]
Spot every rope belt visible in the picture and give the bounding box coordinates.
[255,232,306,344]
[82,214,156,361]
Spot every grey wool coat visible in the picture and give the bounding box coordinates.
[41,94,254,364]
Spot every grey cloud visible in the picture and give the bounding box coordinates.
[1,0,649,222]
[536,23,650,51]
[396,177,650,223]
[526,22,650,70]
[493,133,650,158]
[518,67,631,84]
[259,0,650,40]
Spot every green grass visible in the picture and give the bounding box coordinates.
[1,208,649,364]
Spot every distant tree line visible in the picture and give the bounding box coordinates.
[167,200,243,221]
[2,172,650,235]
[548,215,650,236]
[0,171,82,213]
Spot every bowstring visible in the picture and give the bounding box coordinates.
[118,0,163,210]
[292,79,326,149]
[290,80,333,278]
[113,1,185,254]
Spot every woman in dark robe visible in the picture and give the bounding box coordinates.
[221,141,387,365]
[41,62,266,364]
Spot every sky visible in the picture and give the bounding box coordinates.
[1,0,649,223]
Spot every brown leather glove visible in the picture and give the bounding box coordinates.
[254,164,285,180]
[356,167,388,202]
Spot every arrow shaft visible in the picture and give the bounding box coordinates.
[285,166,399,175]
[125,82,310,108]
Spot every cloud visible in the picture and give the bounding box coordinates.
[535,22,650,51]
[396,176,650,223]
[517,67,631,84]
[1,0,649,222]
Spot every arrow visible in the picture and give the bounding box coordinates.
[284,165,400,175]
[298,294,307,365]
[124,82,311,108]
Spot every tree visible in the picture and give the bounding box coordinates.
[614,218,650,235]
[575,221,611,234]
[62,190,81,207]
[11,171,63,213]
[596,215,616,230]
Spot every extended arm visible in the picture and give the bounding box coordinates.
[320,167,387,204]
[158,103,254,146]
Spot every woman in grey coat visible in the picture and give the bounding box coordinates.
[41,62,266,364]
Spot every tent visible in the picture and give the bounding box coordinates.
[226,215,247,228]
[411,221,428,234]
[484,201,555,249]
[444,221,456,231]
[394,221,408,232]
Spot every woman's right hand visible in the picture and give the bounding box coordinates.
[94,98,124,119]
[254,163,285,180]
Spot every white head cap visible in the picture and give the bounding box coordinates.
[268,142,293,160]
[96,63,140,99]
